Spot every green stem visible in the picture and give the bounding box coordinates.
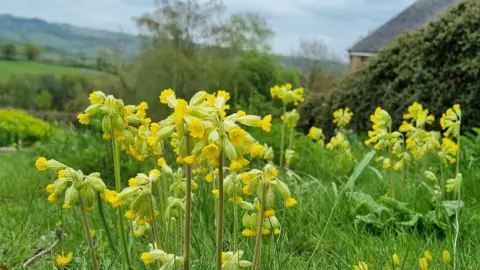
[216,151,224,270]
[96,193,116,254]
[79,194,100,270]
[233,178,239,253]
[251,183,266,270]
[112,134,131,270]
[279,104,286,167]
[184,135,192,270]
[453,118,461,270]
[149,194,162,249]
[288,126,294,151]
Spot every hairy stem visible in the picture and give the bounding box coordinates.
[279,104,286,167]
[216,151,224,270]
[252,183,266,270]
[112,133,131,270]
[184,135,192,270]
[79,195,100,270]
[96,192,116,254]
[453,119,462,270]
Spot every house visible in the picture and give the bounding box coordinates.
[348,0,462,71]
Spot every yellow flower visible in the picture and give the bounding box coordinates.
[264,209,275,217]
[89,91,104,105]
[136,218,146,225]
[261,228,270,235]
[77,113,90,125]
[48,193,58,203]
[419,258,428,270]
[57,169,66,179]
[205,172,214,182]
[125,209,137,220]
[217,90,230,101]
[56,251,73,266]
[333,107,353,128]
[392,253,400,266]
[259,115,272,132]
[243,185,253,195]
[173,99,188,125]
[237,110,246,117]
[137,101,148,111]
[228,196,244,204]
[274,228,281,235]
[266,167,278,179]
[442,250,451,263]
[353,261,368,270]
[229,127,246,146]
[440,105,461,138]
[308,127,325,142]
[62,203,71,209]
[150,169,161,177]
[187,119,205,138]
[128,178,137,187]
[160,88,175,104]
[141,252,153,264]
[184,155,197,165]
[56,220,62,226]
[285,197,297,208]
[250,144,264,158]
[35,157,48,171]
[46,184,55,193]
[424,250,432,262]
[202,144,219,160]
[212,189,219,196]
[158,158,166,167]
[86,206,94,212]
[242,229,256,237]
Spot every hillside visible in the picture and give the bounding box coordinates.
[0,14,139,57]
[0,60,102,81]
[0,14,348,76]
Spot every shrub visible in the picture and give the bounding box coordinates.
[0,109,55,146]
[299,0,480,134]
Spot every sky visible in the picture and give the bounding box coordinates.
[2,0,416,60]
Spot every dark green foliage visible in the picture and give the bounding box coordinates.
[1,43,16,60]
[22,43,42,61]
[299,0,480,134]
[0,73,122,113]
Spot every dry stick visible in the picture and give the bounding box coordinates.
[184,134,192,270]
[79,196,100,270]
[216,152,224,270]
[251,183,266,270]
[23,239,60,267]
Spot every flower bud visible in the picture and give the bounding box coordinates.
[237,115,261,127]
[223,139,237,161]
[102,115,112,132]
[85,173,106,192]
[46,159,67,170]
[275,180,291,198]
[53,178,68,195]
[84,104,102,114]
[64,185,79,206]
[82,186,96,207]
[157,125,176,140]
[265,187,275,210]
[113,114,124,131]
[424,171,437,182]
[189,91,207,106]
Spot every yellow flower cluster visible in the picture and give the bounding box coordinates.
[36,157,106,210]
[270,83,304,105]
[333,107,353,128]
[240,164,296,237]
[308,127,325,146]
[281,109,300,128]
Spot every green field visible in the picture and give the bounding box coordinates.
[0,60,100,81]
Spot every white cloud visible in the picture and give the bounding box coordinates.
[2,0,416,59]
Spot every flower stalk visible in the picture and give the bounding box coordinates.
[251,182,266,270]
[216,151,224,270]
[184,134,192,270]
[78,194,100,270]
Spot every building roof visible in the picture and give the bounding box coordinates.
[349,0,462,55]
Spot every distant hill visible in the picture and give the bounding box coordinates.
[0,14,139,57]
[0,14,348,76]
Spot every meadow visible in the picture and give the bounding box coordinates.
[0,60,100,81]
[1,85,479,270]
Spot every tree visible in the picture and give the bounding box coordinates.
[35,90,53,110]
[292,37,334,93]
[23,43,42,61]
[1,43,17,60]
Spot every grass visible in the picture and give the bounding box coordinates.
[1,136,480,269]
[0,60,101,81]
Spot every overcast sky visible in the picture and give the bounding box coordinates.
[2,0,415,60]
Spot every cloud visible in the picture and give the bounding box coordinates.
[2,0,415,59]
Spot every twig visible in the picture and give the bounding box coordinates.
[22,239,59,267]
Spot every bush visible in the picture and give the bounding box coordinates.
[0,109,55,146]
[1,43,16,60]
[299,0,480,134]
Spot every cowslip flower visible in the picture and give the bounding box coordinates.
[333,107,353,128]
[440,104,461,138]
[308,127,325,146]
[365,107,392,149]
[442,250,451,263]
[56,251,73,266]
[352,261,368,270]
[392,253,400,266]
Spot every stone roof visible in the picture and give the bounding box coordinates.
[349,0,462,54]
